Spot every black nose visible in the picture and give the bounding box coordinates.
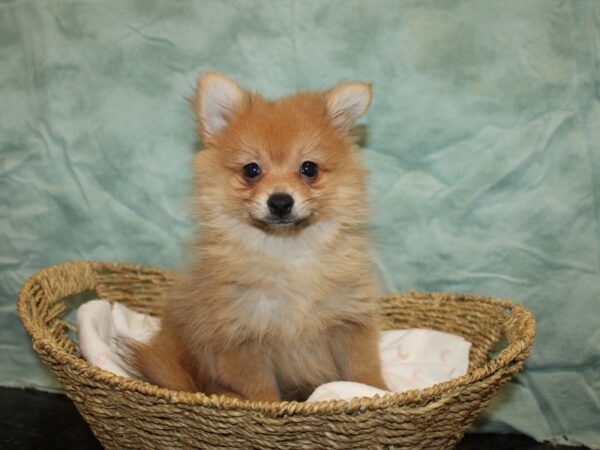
[267,193,294,217]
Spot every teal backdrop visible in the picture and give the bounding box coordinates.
[1,1,599,447]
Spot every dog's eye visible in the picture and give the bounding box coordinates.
[300,161,318,178]
[243,163,261,179]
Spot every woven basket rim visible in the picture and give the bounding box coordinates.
[18,260,536,416]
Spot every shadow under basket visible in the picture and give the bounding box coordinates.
[18,261,535,450]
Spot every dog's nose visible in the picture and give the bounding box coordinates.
[267,193,294,217]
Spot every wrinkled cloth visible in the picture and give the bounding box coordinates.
[1,0,599,447]
[75,300,471,401]
[76,300,160,377]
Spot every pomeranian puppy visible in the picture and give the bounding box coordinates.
[127,72,388,401]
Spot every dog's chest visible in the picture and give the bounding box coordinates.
[224,225,361,339]
[231,271,318,338]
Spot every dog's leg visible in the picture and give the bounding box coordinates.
[214,342,280,401]
[331,324,388,390]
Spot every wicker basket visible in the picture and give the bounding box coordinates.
[18,261,535,450]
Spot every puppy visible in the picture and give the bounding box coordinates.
[128,73,388,401]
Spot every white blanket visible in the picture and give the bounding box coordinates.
[76,300,471,402]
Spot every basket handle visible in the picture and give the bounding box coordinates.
[17,261,99,343]
[498,303,536,365]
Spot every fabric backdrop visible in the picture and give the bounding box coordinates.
[1,0,599,447]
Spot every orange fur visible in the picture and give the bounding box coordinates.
[128,73,387,401]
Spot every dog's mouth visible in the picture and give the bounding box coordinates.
[252,215,310,230]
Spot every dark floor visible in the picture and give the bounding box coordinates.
[0,387,589,450]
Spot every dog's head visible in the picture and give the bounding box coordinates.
[191,72,372,236]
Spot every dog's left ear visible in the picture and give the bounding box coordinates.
[325,82,372,131]
[194,72,248,142]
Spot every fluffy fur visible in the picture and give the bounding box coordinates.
[127,72,388,401]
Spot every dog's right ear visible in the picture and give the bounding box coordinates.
[325,81,372,131]
[194,72,247,142]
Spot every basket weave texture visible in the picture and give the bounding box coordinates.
[18,261,535,450]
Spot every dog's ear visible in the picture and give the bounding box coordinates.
[325,82,372,131]
[194,72,248,141]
